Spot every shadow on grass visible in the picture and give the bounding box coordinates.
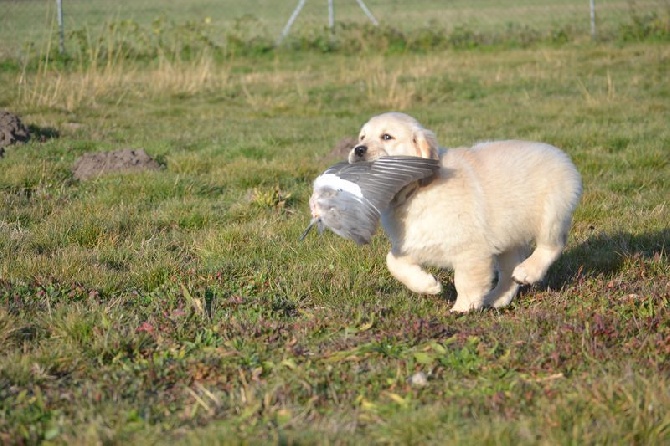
[546,228,669,289]
[432,229,668,304]
[27,124,60,142]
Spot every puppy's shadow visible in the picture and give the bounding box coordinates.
[545,228,669,290]
[426,229,667,306]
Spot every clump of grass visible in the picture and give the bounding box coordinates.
[248,186,294,212]
[618,7,670,41]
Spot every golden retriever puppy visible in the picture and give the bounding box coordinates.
[349,112,582,312]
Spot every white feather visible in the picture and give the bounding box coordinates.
[313,173,363,198]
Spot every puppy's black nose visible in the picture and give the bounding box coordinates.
[354,145,367,157]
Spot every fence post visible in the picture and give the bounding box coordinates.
[277,0,307,45]
[590,0,597,40]
[56,0,65,53]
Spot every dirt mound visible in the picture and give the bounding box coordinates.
[0,111,30,156]
[72,149,162,180]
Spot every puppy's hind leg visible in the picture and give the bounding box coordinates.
[513,214,572,285]
[386,252,442,295]
[486,247,528,309]
[451,257,496,313]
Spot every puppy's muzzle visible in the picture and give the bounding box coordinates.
[354,145,367,158]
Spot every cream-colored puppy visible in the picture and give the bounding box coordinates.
[349,112,582,312]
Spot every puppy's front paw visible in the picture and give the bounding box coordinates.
[424,279,443,295]
[410,277,442,295]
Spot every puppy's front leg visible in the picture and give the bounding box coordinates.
[386,252,442,295]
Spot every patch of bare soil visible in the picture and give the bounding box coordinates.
[72,149,162,180]
[0,111,30,156]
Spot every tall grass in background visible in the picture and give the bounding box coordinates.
[9,6,669,112]
[16,18,233,111]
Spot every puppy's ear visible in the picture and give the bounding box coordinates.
[413,127,439,160]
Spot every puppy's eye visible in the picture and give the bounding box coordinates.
[381,133,394,141]
[359,135,365,141]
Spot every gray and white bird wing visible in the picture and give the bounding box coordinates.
[302,156,439,245]
[329,156,440,212]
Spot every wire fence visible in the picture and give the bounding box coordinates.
[1,0,668,58]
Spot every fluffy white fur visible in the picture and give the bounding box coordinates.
[349,112,582,312]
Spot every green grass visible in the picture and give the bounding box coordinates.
[1,25,669,446]
[2,0,669,59]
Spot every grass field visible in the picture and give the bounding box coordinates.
[2,0,669,58]
[0,6,669,445]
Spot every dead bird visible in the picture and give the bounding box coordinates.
[301,156,440,245]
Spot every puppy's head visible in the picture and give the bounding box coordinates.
[349,112,439,163]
